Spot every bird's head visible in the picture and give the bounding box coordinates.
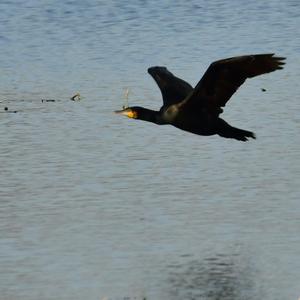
[114,106,142,119]
[115,106,160,124]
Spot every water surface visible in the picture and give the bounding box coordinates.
[0,1,300,299]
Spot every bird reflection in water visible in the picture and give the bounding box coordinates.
[168,253,261,300]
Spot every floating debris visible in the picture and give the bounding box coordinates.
[2,107,17,113]
[261,88,266,92]
[42,99,56,102]
[70,92,81,101]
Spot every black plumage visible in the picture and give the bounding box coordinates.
[115,54,285,141]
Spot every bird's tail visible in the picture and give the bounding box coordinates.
[217,119,256,142]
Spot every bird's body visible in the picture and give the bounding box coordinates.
[116,54,285,141]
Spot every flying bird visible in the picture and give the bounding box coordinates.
[115,54,285,141]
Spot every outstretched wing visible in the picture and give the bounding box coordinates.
[180,54,286,115]
[148,66,193,107]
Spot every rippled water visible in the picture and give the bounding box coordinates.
[0,1,300,299]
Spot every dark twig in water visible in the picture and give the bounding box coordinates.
[41,99,56,102]
[122,88,130,109]
[70,93,81,101]
[3,107,17,113]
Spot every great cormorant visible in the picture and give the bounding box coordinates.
[115,54,285,141]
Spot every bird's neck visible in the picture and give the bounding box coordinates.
[137,107,165,125]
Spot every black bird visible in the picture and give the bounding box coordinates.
[115,54,285,141]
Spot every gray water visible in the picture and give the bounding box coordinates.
[0,1,300,299]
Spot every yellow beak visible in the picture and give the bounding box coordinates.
[114,109,137,119]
